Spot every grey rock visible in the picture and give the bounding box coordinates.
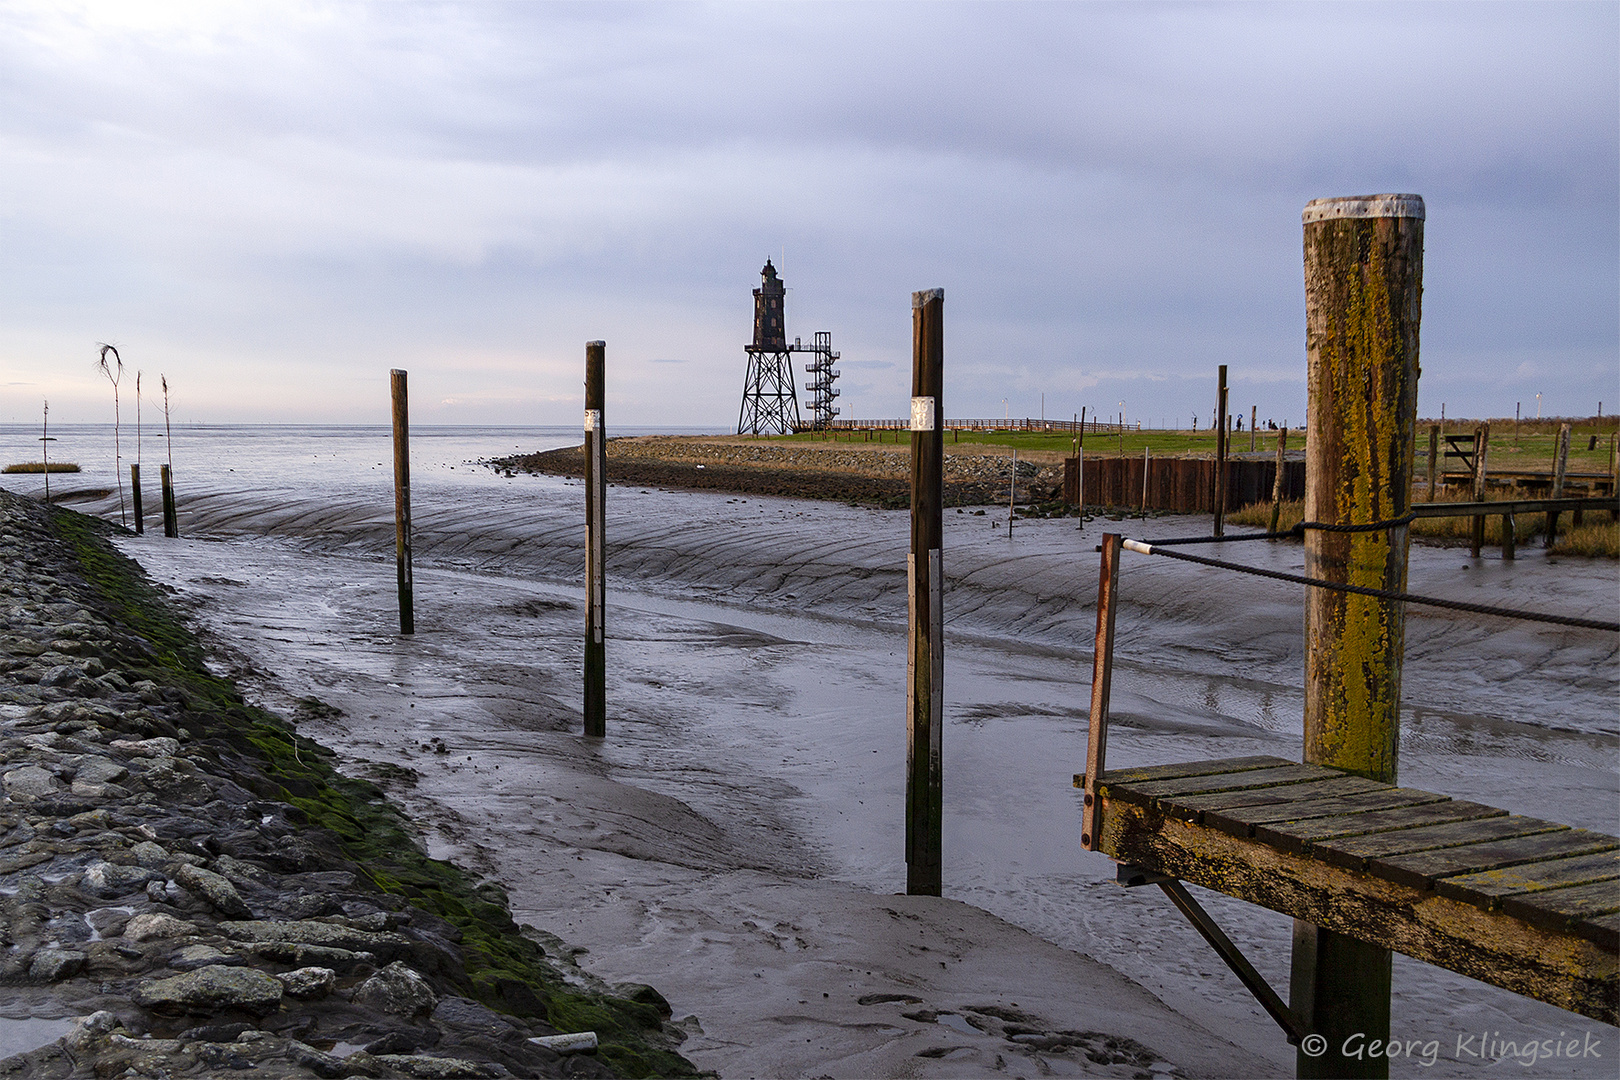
[276,965,336,999]
[219,918,409,957]
[173,862,251,917]
[85,906,132,939]
[371,1054,509,1078]
[65,1009,122,1053]
[132,966,285,1016]
[82,859,160,898]
[29,948,86,981]
[433,996,524,1039]
[38,664,83,687]
[77,756,131,785]
[171,943,243,970]
[353,960,438,1019]
[125,912,199,942]
[129,839,169,866]
[243,940,375,972]
[3,764,64,799]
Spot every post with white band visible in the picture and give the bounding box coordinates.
[583,341,607,738]
[907,288,945,896]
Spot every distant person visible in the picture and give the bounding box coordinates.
[1236,416,1243,431]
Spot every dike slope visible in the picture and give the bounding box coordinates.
[0,489,695,1079]
[492,436,1063,509]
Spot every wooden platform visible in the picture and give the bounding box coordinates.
[1088,755,1619,1024]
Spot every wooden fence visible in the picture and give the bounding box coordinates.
[1064,456,1305,512]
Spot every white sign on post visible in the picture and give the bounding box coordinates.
[910,396,936,432]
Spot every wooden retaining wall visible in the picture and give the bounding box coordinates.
[1063,457,1305,512]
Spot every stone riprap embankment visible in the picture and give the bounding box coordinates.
[490,437,1062,509]
[0,489,694,1079]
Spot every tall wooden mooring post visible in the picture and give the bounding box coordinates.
[1295,193,1423,1079]
[907,289,944,896]
[584,341,607,738]
[390,370,414,635]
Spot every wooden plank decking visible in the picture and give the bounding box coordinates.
[1089,755,1619,1024]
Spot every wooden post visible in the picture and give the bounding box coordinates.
[1213,365,1229,537]
[1080,533,1123,852]
[1502,511,1516,561]
[1250,405,1258,452]
[1470,423,1490,558]
[1008,448,1017,534]
[1140,446,1150,518]
[159,465,178,538]
[584,340,607,738]
[1295,193,1423,1080]
[1545,423,1570,549]
[1269,426,1288,535]
[130,464,144,535]
[1425,424,1439,501]
[907,288,944,897]
[390,370,414,634]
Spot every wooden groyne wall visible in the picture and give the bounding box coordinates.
[1064,457,1305,512]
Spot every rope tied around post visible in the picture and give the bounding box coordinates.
[1140,511,1418,547]
[1115,540,1619,633]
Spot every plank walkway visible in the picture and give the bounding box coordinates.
[1089,755,1619,1024]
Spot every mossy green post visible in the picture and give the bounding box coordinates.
[1295,193,1423,1080]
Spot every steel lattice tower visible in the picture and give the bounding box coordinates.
[737,260,841,434]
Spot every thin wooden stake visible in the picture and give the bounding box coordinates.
[1426,424,1439,501]
[1502,511,1516,561]
[390,369,414,634]
[1080,533,1122,851]
[907,288,944,897]
[584,340,607,737]
[1140,446,1150,518]
[1295,192,1423,1080]
[1269,426,1288,536]
[1213,365,1229,537]
[1250,405,1257,452]
[1008,448,1017,534]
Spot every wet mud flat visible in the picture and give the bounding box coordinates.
[0,489,693,1079]
[109,464,1619,1078]
[491,437,1062,509]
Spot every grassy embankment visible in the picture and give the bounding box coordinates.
[3,461,80,473]
[50,505,696,1078]
[1229,496,1618,558]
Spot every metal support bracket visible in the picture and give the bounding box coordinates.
[1114,864,1307,1045]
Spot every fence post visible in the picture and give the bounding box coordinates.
[1140,446,1150,518]
[1269,427,1288,535]
[1213,366,1229,536]
[160,465,178,538]
[1470,423,1490,558]
[1426,424,1439,501]
[1545,423,1570,549]
[130,464,144,535]
[584,341,607,737]
[390,370,414,635]
[1502,512,1516,561]
[1295,193,1423,1080]
[907,289,945,897]
[1080,533,1123,852]
[1250,405,1257,452]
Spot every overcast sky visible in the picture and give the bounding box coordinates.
[1,1,1614,428]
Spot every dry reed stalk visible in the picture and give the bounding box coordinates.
[96,344,127,525]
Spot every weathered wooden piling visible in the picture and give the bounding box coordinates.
[1470,423,1490,558]
[1425,424,1439,500]
[1543,423,1571,548]
[1269,427,1288,535]
[159,465,178,538]
[1213,365,1229,537]
[130,464,144,535]
[1295,193,1423,1080]
[584,341,607,738]
[1080,532,1122,852]
[907,289,944,897]
[390,369,414,635]
[1250,406,1258,452]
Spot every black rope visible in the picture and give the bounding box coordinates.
[1123,542,1618,633]
[1144,512,1419,547]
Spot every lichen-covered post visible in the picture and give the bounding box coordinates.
[1470,423,1490,558]
[1269,426,1288,536]
[584,341,607,738]
[390,370,414,634]
[1544,423,1571,549]
[907,288,944,897]
[1425,424,1439,500]
[1295,193,1423,1080]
